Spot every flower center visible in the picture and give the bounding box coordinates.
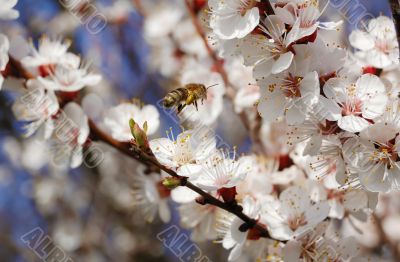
[38,64,56,77]
[288,213,307,231]
[371,142,399,168]
[375,40,390,54]
[341,99,363,116]
[281,73,303,98]
[319,121,340,135]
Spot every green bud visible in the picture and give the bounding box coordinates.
[162,177,182,189]
[129,118,149,149]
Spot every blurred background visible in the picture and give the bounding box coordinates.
[0,0,393,261]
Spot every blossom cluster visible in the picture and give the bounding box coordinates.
[1,0,400,261]
[137,0,400,261]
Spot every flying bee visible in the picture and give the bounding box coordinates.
[163,83,218,113]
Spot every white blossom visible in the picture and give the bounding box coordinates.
[262,186,330,240]
[12,79,59,138]
[37,63,101,92]
[343,123,400,193]
[350,16,399,68]
[321,74,388,133]
[209,0,260,40]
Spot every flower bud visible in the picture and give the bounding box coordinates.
[162,177,182,190]
[129,118,149,149]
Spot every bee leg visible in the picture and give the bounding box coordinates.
[201,99,204,105]
[194,100,199,111]
[177,104,186,114]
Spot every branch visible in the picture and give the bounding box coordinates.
[88,118,272,239]
[390,0,400,49]
[184,0,266,154]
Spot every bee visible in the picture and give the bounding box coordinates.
[163,83,217,113]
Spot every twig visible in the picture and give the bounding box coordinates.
[88,118,272,239]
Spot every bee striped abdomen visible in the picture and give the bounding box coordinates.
[163,88,189,108]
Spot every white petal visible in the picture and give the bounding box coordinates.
[158,200,171,223]
[271,52,294,74]
[349,30,375,50]
[171,187,199,203]
[283,241,302,262]
[258,91,286,122]
[304,200,330,226]
[149,138,175,167]
[319,95,341,121]
[338,115,370,133]
[228,244,243,261]
[343,190,368,211]
[280,186,309,215]
[359,164,390,192]
[285,105,306,125]
[303,135,323,156]
[177,164,202,180]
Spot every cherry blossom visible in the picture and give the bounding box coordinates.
[195,152,252,191]
[257,65,319,124]
[240,15,295,74]
[208,0,260,40]
[150,128,216,175]
[262,186,330,240]
[343,123,400,192]
[37,63,102,92]
[321,74,388,133]
[12,79,59,138]
[350,16,399,68]
[21,37,78,72]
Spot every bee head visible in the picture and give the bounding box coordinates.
[163,96,175,108]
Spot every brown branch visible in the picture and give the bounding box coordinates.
[390,0,400,50]
[184,0,266,154]
[88,118,272,239]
